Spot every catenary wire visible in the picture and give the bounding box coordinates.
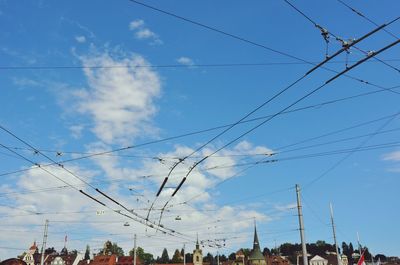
[149,19,394,224]
[170,37,400,200]
[1,83,399,181]
[282,0,400,74]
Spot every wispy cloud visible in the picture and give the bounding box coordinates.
[129,19,162,45]
[177,56,194,66]
[129,19,144,30]
[75,35,86,43]
[383,151,400,161]
[72,48,161,145]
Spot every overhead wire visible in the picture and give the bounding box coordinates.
[336,0,399,40]
[149,16,397,225]
[1,126,399,205]
[127,0,400,97]
[0,129,194,242]
[304,110,400,189]
[168,32,400,203]
[2,59,400,71]
[2,82,399,182]
[282,0,400,74]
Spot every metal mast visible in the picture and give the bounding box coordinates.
[40,220,49,265]
[133,234,137,265]
[183,244,186,265]
[330,203,341,265]
[296,184,308,265]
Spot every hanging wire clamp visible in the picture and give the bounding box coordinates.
[316,25,330,58]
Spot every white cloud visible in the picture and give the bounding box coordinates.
[129,19,162,45]
[73,49,161,145]
[383,151,400,161]
[75,35,86,43]
[129,19,144,30]
[69,124,84,139]
[135,28,156,40]
[12,77,41,87]
[177,57,194,66]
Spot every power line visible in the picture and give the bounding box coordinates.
[0,128,193,242]
[336,0,399,40]
[1,110,399,204]
[170,36,400,199]
[282,0,400,74]
[304,110,400,189]
[2,83,399,180]
[2,59,400,71]
[127,0,400,96]
[150,18,394,223]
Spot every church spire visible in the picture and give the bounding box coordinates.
[196,233,200,250]
[253,220,260,250]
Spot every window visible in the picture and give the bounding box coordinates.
[196,256,199,262]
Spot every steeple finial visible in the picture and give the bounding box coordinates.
[253,219,260,250]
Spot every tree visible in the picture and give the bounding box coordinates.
[185,253,193,263]
[85,245,91,260]
[172,249,183,263]
[375,254,387,262]
[219,255,227,262]
[204,253,214,265]
[98,241,124,257]
[363,247,372,261]
[160,248,170,263]
[263,247,271,256]
[45,247,57,255]
[342,242,349,257]
[129,247,154,265]
[228,253,236,261]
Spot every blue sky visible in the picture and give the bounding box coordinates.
[1,0,400,260]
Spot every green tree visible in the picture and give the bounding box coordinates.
[228,253,236,261]
[172,249,183,263]
[375,254,387,262]
[129,247,154,265]
[85,245,91,260]
[98,241,124,257]
[263,247,271,256]
[342,242,349,257]
[203,253,214,265]
[160,248,170,263]
[185,253,193,263]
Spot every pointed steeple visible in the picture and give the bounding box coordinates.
[253,221,260,250]
[196,233,200,250]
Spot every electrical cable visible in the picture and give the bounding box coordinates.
[170,36,400,200]
[282,0,400,74]
[336,0,399,40]
[2,59,400,71]
[0,138,193,242]
[304,110,400,189]
[149,18,395,225]
[1,83,399,181]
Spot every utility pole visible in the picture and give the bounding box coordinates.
[296,184,308,265]
[40,220,49,265]
[217,251,220,265]
[330,203,341,265]
[183,244,186,265]
[133,234,137,265]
